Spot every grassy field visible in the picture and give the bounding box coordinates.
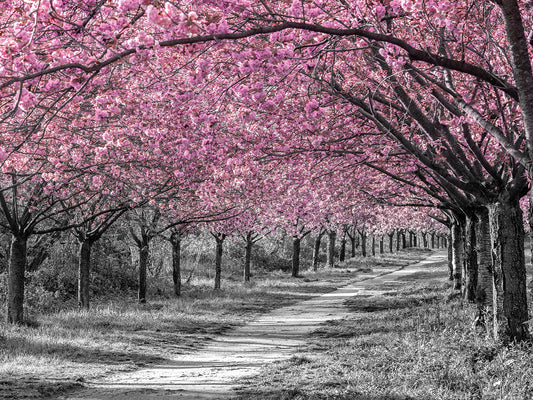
[236,261,533,400]
[0,250,428,399]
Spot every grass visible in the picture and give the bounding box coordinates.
[236,259,533,400]
[0,249,429,400]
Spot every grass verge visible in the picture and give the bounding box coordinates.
[236,258,533,400]
[0,249,429,399]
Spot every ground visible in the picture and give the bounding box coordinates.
[52,250,445,400]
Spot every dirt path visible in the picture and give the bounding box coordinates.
[61,251,447,400]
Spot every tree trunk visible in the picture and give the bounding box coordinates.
[488,200,529,342]
[464,214,478,303]
[339,235,346,262]
[214,235,225,290]
[447,233,453,281]
[396,230,401,252]
[431,232,435,249]
[388,233,394,253]
[475,207,492,331]
[312,232,323,271]
[422,233,428,248]
[244,232,253,283]
[292,236,301,277]
[78,239,93,310]
[349,235,356,258]
[7,234,28,324]
[361,233,367,257]
[327,231,336,267]
[372,235,376,256]
[451,221,463,290]
[138,237,149,303]
[379,236,384,254]
[402,232,406,249]
[170,232,182,296]
[413,232,418,247]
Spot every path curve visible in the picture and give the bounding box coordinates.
[62,251,447,400]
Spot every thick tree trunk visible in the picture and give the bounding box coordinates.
[138,238,149,303]
[422,233,428,248]
[361,233,367,257]
[312,232,323,271]
[244,232,253,283]
[349,236,356,258]
[488,200,529,342]
[170,232,182,296]
[388,233,394,253]
[379,236,384,254]
[214,236,224,290]
[292,236,301,277]
[463,214,478,303]
[371,235,376,256]
[447,233,453,281]
[475,207,492,330]
[431,232,435,249]
[78,239,93,310]
[327,231,336,267]
[413,232,418,247]
[396,230,401,252]
[402,232,406,249]
[339,235,346,262]
[451,221,463,290]
[7,234,28,324]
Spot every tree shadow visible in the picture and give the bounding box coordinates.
[236,388,431,400]
[345,292,440,313]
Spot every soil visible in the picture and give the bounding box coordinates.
[59,251,447,400]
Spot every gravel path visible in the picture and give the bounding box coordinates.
[61,251,447,400]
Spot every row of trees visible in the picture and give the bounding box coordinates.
[0,1,532,344]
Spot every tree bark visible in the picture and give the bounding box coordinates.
[379,236,384,254]
[349,236,356,258]
[78,239,93,310]
[388,233,394,253]
[292,236,301,277]
[372,235,376,256]
[214,235,225,290]
[451,220,463,290]
[396,230,401,252]
[447,233,453,281]
[422,233,428,248]
[488,200,529,342]
[339,235,346,262]
[463,214,478,303]
[327,231,336,267]
[244,232,253,283]
[170,232,182,296]
[475,207,492,331]
[361,232,367,257]
[312,231,323,271]
[7,234,27,324]
[402,231,406,249]
[498,1,533,163]
[138,237,149,303]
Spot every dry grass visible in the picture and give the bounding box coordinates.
[236,261,533,400]
[0,249,428,399]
